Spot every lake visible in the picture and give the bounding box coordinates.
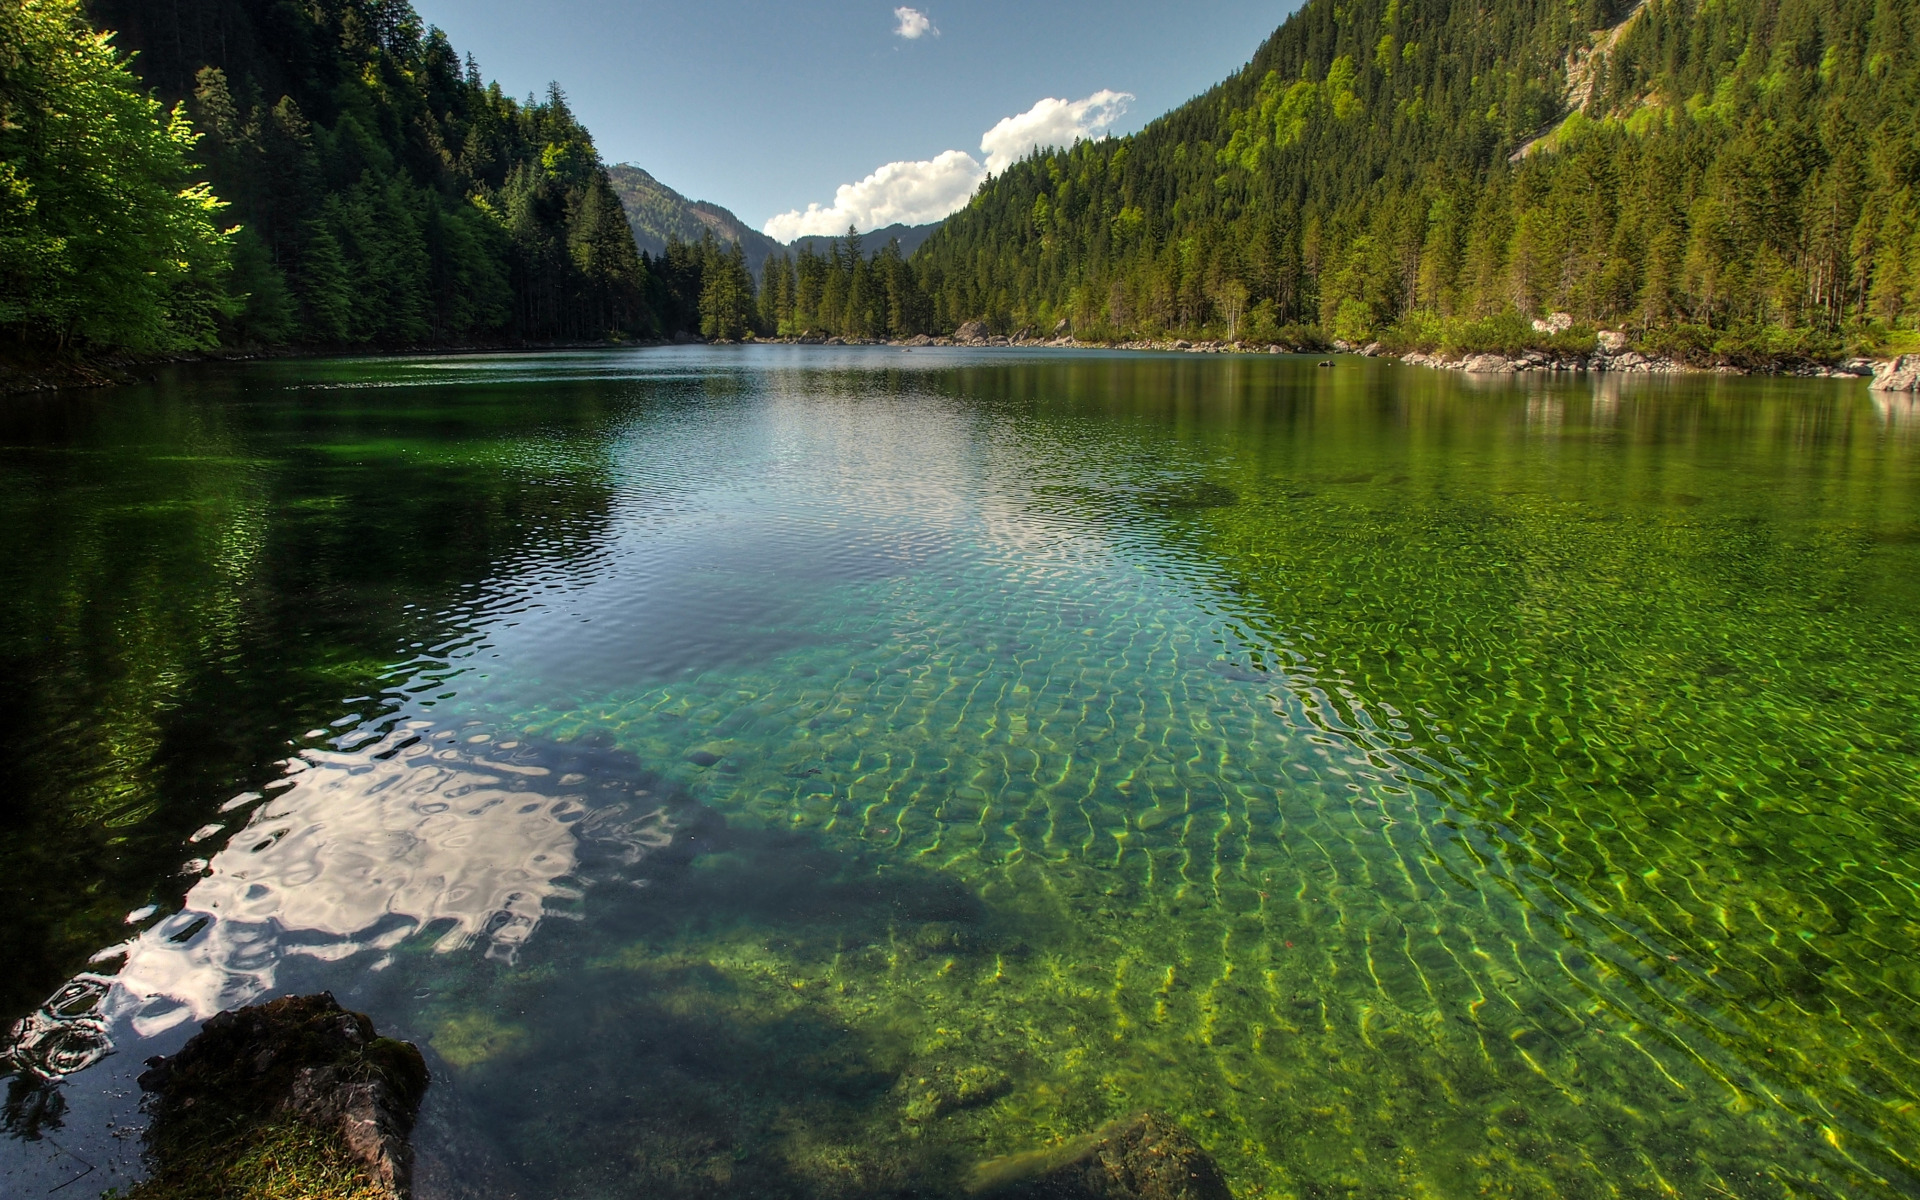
[2,346,1917,1199]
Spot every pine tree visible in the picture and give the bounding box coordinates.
[75,0,659,351]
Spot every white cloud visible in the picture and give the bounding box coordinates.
[893,7,937,38]
[762,150,983,241]
[761,90,1135,241]
[979,89,1132,173]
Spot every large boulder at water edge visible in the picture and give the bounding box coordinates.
[955,320,990,343]
[969,1111,1233,1200]
[133,993,429,1200]
[1461,353,1518,373]
[1873,355,1920,392]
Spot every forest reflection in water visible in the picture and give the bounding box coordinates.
[2,348,1918,1200]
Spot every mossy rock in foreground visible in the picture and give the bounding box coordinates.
[129,994,429,1200]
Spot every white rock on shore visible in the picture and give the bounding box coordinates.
[1397,344,1914,379]
[754,334,1916,384]
[1403,347,1678,374]
[1873,354,1920,392]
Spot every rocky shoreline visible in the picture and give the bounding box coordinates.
[757,329,1918,388]
[1391,345,1879,379]
[11,332,1916,395]
[763,318,1300,355]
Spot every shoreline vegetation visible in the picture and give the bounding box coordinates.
[754,318,1909,382]
[904,0,1920,382]
[2,0,754,373]
[7,0,1917,394]
[728,0,1920,378]
[7,329,1915,398]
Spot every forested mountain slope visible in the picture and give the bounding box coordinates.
[913,0,1920,360]
[606,164,785,278]
[606,164,944,283]
[76,0,652,348]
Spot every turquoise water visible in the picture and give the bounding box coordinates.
[2,347,1918,1198]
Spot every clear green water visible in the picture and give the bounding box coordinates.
[2,348,1918,1199]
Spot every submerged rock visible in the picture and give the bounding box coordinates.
[969,1111,1233,1200]
[135,993,428,1199]
[902,1064,1013,1122]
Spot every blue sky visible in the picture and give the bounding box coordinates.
[410,0,1296,237]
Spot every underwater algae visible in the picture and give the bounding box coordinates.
[3,350,1918,1200]
[375,360,1919,1199]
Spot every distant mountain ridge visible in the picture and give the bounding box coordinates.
[606,164,942,277]
[605,165,784,277]
[788,222,943,260]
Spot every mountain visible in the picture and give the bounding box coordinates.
[606,165,944,278]
[911,0,1920,361]
[606,165,785,278]
[791,222,943,260]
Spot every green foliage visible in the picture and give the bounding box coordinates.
[696,237,755,341]
[760,228,935,339]
[1636,320,1847,367]
[85,0,659,348]
[1379,310,1600,357]
[125,1120,391,1200]
[0,0,232,351]
[913,0,1920,359]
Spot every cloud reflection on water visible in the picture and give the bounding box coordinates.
[116,724,602,1032]
[5,726,671,1074]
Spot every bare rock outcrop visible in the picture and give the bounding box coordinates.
[1873,354,1920,392]
[1401,341,1682,374]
